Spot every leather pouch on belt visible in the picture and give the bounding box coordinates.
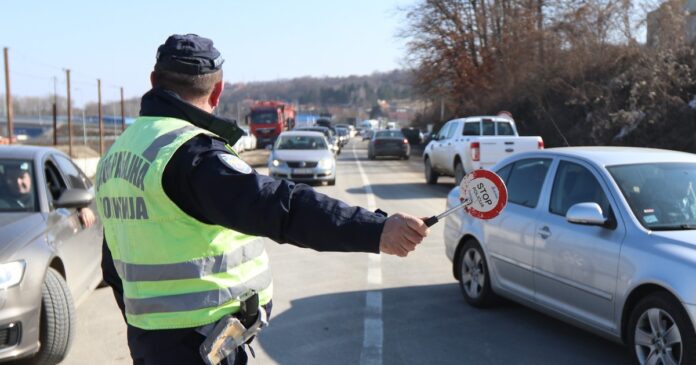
[199,307,268,365]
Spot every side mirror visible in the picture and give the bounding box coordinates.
[566,202,607,226]
[55,188,93,209]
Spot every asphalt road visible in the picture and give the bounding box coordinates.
[61,139,631,365]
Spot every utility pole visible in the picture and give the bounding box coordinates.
[440,99,445,122]
[66,69,72,157]
[98,79,103,155]
[4,47,13,144]
[53,77,57,145]
[120,87,125,132]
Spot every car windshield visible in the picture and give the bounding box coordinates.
[250,110,277,124]
[0,159,38,213]
[276,135,328,150]
[299,128,330,137]
[608,163,696,230]
[375,131,405,138]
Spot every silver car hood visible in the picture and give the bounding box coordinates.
[651,230,696,245]
[273,150,332,161]
[0,213,45,259]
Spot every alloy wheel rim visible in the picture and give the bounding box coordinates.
[461,248,484,298]
[635,307,682,365]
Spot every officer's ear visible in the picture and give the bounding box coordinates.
[209,80,224,109]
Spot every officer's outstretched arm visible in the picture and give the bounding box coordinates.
[163,136,394,253]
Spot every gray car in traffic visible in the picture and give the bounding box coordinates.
[0,146,102,364]
[444,147,696,365]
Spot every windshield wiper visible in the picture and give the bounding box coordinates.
[651,224,696,231]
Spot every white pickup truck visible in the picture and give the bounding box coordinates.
[423,116,544,184]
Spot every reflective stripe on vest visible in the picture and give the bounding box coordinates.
[96,116,272,330]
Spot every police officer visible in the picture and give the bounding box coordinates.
[97,34,429,365]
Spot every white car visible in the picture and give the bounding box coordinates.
[268,131,336,185]
[423,116,543,185]
[242,127,257,151]
[444,147,696,365]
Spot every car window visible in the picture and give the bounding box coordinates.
[496,163,513,183]
[463,122,480,136]
[0,159,38,212]
[446,122,457,138]
[497,122,515,136]
[609,163,696,229]
[375,131,405,138]
[482,119,495,136]
[437,123,451,140]
[54,155,91,189]
[549,161,610,217]
[506,158,552,208]
[45,160,68,203]
[276,135,328,150]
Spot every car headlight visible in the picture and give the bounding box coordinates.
[272,159,282,167]
[318,158,334,169]
[0,261,25,289]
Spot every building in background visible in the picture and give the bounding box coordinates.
[647,0,696,47]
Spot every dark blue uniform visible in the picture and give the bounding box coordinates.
[101,87,387,364]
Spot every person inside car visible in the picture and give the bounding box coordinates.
[2,163,35,210]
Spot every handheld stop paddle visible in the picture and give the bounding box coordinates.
[424,169,508,227]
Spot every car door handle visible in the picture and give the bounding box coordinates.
[538,226,551,239]
[505,148,514,153]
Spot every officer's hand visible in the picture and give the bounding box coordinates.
[379,213,429,257]
[78,207,96,229]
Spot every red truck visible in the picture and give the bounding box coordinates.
[246,101,296,147]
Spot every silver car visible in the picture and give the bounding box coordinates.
[444,147,696,365]
[0,146,102,364]
[268,131,336,185]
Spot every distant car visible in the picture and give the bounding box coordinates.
[401,127,424,145]
[444,147,696,365]
[0,146,102,364]
[233,134,246,153]
[368,130,410,160]
[335,124,357,138]
[241,127,257,151]
[335,127,350,146]
[268,131,336,185]
[294,126,341,155]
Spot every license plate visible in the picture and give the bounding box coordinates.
[293,168,314,174]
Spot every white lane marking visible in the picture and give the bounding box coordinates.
[353,142,383,365]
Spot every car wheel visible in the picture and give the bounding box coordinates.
[628,292,696,365]
[455,161,465,185]
[457,239,498,307]
[33,268,76,365]
[425,157,438,184]
[328,178,336,186]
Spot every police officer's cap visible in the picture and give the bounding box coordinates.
[155,34,224,75]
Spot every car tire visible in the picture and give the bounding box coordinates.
[455,161,465,185]
[32,268,76,365]
[425,157,438,184]
[368,152,375,160]
[328,178,336,186]
[457,239,498,308]
[628,292,696,365]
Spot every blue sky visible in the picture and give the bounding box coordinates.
[0,0,416,105]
